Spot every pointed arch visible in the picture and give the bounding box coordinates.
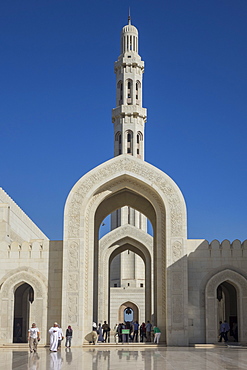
[0,267,48,344]
[205,269,247,343]
[63,155,187,346]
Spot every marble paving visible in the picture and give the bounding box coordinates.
[1,345,247,369]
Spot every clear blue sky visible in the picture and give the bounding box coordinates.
[1,0,246,242]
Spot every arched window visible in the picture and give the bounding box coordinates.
[126,79,133,105]
[136,81,141,105]
[126,130,133,155]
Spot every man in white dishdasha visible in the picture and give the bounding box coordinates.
[49,322,60,352]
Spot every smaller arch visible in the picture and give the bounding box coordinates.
[119,301,140,323]
[0,267,48,344]
[205,269,247,343]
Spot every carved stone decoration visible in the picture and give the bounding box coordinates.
[68,295,78,323]
[172,295,183,324]
[68,241,79,270]
[205,269,247,343]
[66,241,79,325]
[66,156,186,239]
[68,274,79,292]
[172,272,183,289]
[172,241,182,262]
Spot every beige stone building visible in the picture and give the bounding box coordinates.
[1,17,247,346]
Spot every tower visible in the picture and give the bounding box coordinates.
[112,15,147,159]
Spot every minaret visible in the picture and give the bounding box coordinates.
[112,15,147,159]
[110,17,147,289]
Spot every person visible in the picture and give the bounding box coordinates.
[140,322,146,342]
[102,321,110,342]
[97,323,104,342]
[153,326,161,344]
[57,325,64,349]
[146,321,152,342]
[28,322,40,353]
[65,325,73,348]
[49,322,60,352]
[133,321,139,342]
[218,321,225,342]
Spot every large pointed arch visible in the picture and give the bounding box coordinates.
[63,155,188,345]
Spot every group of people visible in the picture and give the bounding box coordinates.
[115,321,161,344]
[92,320,161,344]
[28,322,73,353]
[49,323,73,351]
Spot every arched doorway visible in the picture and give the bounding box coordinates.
[0,268,48,345]
[13,283,34,343]
[217,282,238,341]
[205,269,247,343]
[119,302,139,323]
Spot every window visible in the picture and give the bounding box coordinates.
[140,283,144,288]
[114,283,117,287]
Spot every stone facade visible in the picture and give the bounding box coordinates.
[0,18,246,346]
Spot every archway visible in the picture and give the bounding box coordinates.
[0,267,48,345]
[108,242,148,326]
[63,155,188,345]
[205,269,247,343]
[13,283,33,343]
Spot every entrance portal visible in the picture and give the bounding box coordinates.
[13,283,34,343]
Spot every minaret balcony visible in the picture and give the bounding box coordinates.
[112,105,147,120]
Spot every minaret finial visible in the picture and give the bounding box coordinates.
[128,8,131,25]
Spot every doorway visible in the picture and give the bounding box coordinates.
[13,283,34,343]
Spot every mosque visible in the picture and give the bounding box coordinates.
[0,17,247,347]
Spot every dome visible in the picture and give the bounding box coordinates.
[122,24,138,36]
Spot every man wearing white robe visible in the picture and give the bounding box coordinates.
[49,322,60,352]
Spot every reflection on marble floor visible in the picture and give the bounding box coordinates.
[2,346,247,370]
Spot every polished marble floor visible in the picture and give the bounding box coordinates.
[1,345,247,369]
